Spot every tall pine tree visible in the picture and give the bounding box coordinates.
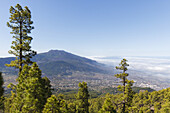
[5,4,53,113]
[114,59,134,113]
[6,4,36,73]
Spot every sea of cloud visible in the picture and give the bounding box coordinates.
[89,56,170,79]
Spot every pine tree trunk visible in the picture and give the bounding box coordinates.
[19,21,23,74]
[123,68,126,113]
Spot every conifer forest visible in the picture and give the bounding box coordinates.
[0,3,170,113]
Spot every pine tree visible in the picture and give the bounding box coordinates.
[6,4,36,73]
[114,58,134,113]
[5,4,53,113]
[42,94,67,113]
[125,80,134,107]
[89,97,104,113]
[5,63,52,112]
[99,94,116,113]
[160,102,170,112]
[42,76,53,101]
[76,81,90,113]
[67,102,76,113]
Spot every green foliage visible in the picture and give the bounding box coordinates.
[42,76,53,101]
[67,102,76,113]
[114,59,134,113]
[99,94,116,113]
[115,58,130,92]
[129,88,170,113]
[6,4,36,73]
[43,94,67,113]
[88,87,170,113]
[4,63,52,112]
[76,82,90,113]
[132,87,155,93]
[160,102,170,113]
[89,97,104,113]
[99,87,119,95]
[125,80,134,107]
[54,89,102,100]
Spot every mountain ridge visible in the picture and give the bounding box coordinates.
[0,50,108,76]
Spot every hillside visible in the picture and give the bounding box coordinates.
[0,50,109,76]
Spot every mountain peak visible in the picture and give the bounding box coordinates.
[48,49,66,53]
[0,49,106,76]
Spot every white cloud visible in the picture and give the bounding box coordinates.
[93,56,170,78]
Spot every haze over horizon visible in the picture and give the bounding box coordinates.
[1,49,170,58]
[1,0,170,57]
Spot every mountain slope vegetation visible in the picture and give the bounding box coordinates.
[0,50,108,76]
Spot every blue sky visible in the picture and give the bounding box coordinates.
[1,0,170,57]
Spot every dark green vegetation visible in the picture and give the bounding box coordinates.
[55,89,101,99]
[132,87,155,93]
[88,88,170,113]
[4,63,52,112]
[54,87,155,100]
[76,82,90,113]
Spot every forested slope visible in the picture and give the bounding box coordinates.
[88,87,170,112]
